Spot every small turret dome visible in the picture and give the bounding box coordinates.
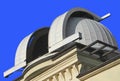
[66,17,117,47]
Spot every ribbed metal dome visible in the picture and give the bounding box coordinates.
[48,8,118,52]
[66,17,117,47]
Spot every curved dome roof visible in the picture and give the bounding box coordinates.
[48,8,118,52]
[15,27,49,65]
[4,28,49,77]
[66,17,117,47]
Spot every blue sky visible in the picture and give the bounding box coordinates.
[0,0,120,81]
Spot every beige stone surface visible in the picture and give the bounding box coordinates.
[85,63,120,81]
[16,48,120,81]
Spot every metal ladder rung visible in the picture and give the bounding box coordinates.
[90,45,106,55]
[79,41,98,52]
[97,40,117,50]
[103,49,115,56]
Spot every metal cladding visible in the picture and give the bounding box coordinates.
[15,34,32,66]
[66,18,117,48]
[15,28,49,65]
[48,8,118,52]
[4,28,49,77]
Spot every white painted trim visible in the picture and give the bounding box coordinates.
[4,62,26,77]
[49,33,81,52]
[101,13,111,20]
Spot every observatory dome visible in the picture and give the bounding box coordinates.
[15,28,49,68]
[49,8,117,52]
[4,28,49,77]
[66,17,117,47]
[4,8,118,78]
